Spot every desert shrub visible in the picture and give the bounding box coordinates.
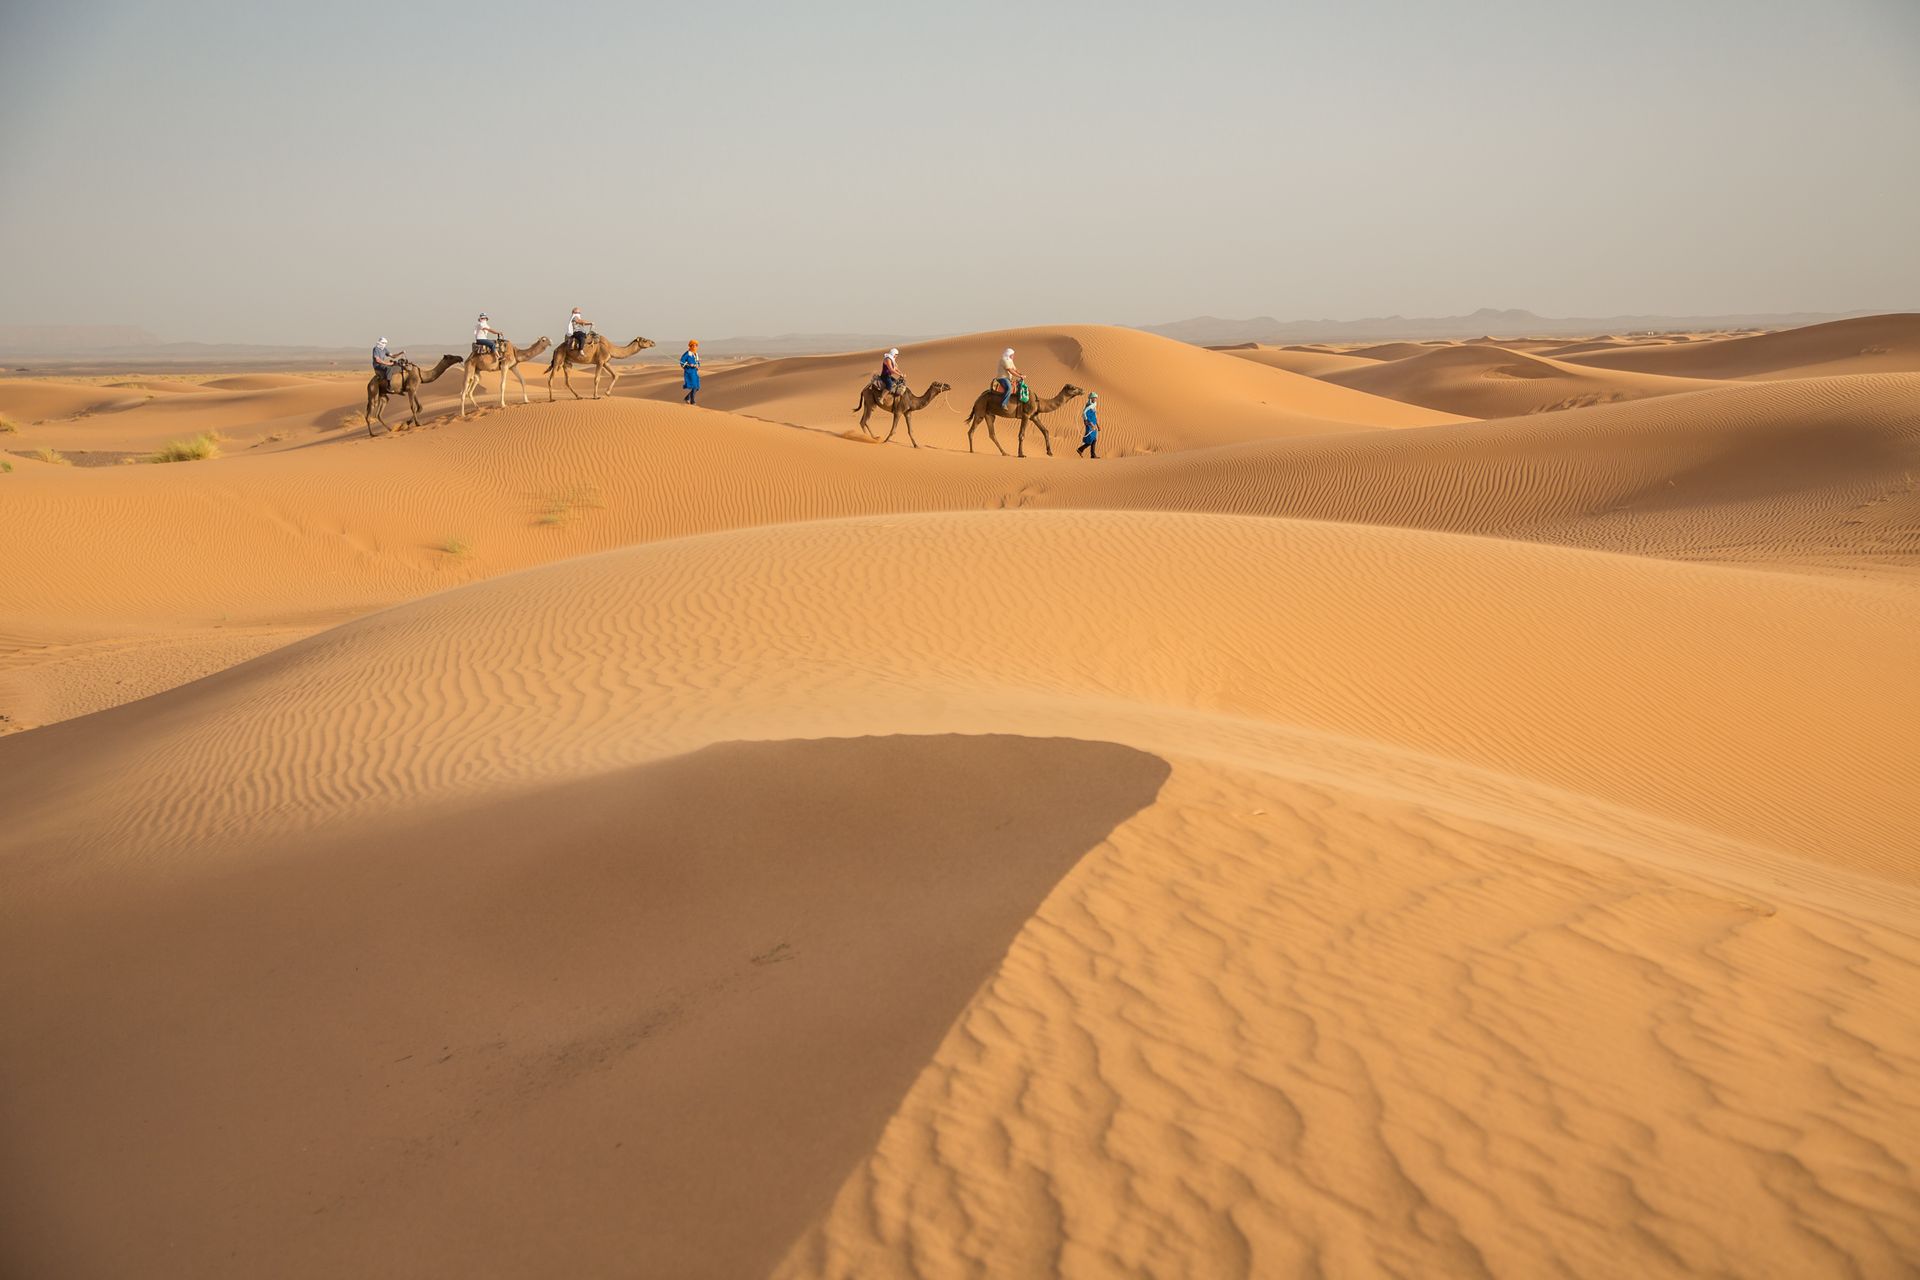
[150,432,222,463]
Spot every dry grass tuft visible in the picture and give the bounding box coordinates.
[32,447,71,466]
[150,432,222,463]
[441,536,472,559]
[536,484,606,527]
[0,414,17,434]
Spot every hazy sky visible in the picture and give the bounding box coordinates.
[3,0,1917,346]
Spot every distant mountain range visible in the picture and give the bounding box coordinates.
[1135,307,1881,347]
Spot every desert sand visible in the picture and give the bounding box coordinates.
[2,317,1918,1278]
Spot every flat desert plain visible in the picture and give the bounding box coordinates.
[3,315,1918,1278]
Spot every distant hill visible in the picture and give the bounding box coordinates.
[1137,307,1882,346]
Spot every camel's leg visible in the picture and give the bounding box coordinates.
[986,419,1006,456]
[562,362,580,400]
[603,362,620,397]
[882,406,900,443]
[407,389,423,428]
[460,371,476,418]
[902,409,919,449]
[966,417,977,452]
[1029,415,1054,457]
[366,393,381,436]
[511,364,528,405]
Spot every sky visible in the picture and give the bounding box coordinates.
[2,0,1917,347]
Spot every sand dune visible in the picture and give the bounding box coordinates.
[2,509,1915,1277]
[3,369,1916,731]
[0,379,157,423]
[1318,342,1731,417]
[3,316,1918,1277]
[1215,343,1382,377]
[628,325,1463,450]
[1561,312,1920,380]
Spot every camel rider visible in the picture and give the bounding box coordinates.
[998,348,1021,410]
[568,308,593,354]
[372,337,404,391]
[878,347,904,396]
[474,313,501,356]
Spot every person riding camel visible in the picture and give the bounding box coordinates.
[877,347,905,396]
[997,347,1022,410]
[372,337,404,391]
[473,313,501,356]
[568,307,592,354]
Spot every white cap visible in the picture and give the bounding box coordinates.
[378,337,387,344]
[888,347,899,357]
[1003,348,1015,358]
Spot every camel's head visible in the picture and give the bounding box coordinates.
[435,354,463,370]
[634,337,657,351]
[1064,384,1086,399]
[930,381,952,395]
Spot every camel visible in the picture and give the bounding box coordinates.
[964,382,1085,458]
[460,336,552,417]
[365,355,463,436]
[544,335,655,401]
[852,380,951,448]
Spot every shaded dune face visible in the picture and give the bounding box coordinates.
[0,735,1170,1280]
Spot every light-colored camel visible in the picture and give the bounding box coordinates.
[851,380,952,448]
[460,336,552,417]
[544,335,656,400]
[365,355,464,436]
[964,382,1085,457]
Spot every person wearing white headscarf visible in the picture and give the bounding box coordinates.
[997,347,1020,409]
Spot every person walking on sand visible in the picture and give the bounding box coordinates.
[997,347,1021,410]
[473,313,501,356]
[568,307,593,354]
[1078,391,1101,458]
[680,339,701,405]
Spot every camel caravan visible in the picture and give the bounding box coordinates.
[370,320,1104,458]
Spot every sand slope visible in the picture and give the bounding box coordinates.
[1215,343,1382,377]
[2,510,1915,1277]
[3,372,1916,732]
[1560,313,1920,380]
[1319,342,1728,417]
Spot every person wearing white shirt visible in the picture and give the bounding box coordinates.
[474,313,501,356]
[568,308,592,354]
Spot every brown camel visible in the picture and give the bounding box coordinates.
[965,382,1085,458]
[544,335,655,400]
[460,336,552,417]
[365,355,464,436]
[851,380,952,448]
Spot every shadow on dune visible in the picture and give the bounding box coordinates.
[0,734,1169,1280]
